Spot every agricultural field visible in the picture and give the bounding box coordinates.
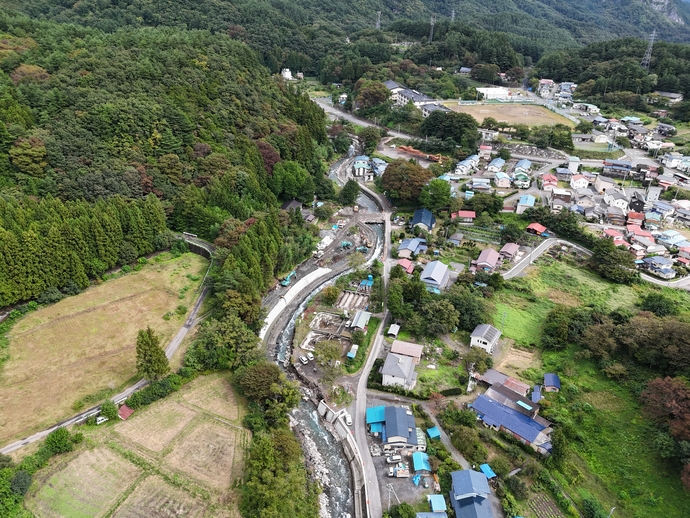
[25,373,247,518]
[443,102,575,127]
[0,252,208,445]
[489,256,690,518]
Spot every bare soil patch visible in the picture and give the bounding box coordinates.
[111,475,207,518]
[116,399,198,452]
[182,373,241,422]
[27,447,141,518]
[0,253,207,444]
[495,347,539,379]
[545,289,581,307]
[164,420,246,490]
[445,102,574,127]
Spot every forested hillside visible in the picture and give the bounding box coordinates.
[4,0,690,78]
[0,10,326,307]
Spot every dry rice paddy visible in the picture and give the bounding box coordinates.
[0,252,208,444]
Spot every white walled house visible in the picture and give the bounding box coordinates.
[470,324,502,354]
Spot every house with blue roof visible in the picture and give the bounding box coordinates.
[398,238,428,259]
[371,157,388,176]
[412,208,436,231]
[642,256,676,279]
[428,494,447,513]
[487,157,505,173]
[353,155,372,181]
[366,405,427,452]
[516,194,536,215]
[416,513,448,518]
[494,171,511,189]
[514,159,532,174]
[544,373,561,392]
[531,385,542,403]
[472,394,553,454]
[449,470,495,518]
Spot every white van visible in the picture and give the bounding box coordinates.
[386,455,402,464]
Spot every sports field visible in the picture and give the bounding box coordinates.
[26,373,247,517]
[0,252,208,445]
[444,102,574,127]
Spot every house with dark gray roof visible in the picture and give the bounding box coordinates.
[381,352,417,390]
[382,406,426,452]
[449,470,494,518]
[470,324,501,354]
[412,208,436,231]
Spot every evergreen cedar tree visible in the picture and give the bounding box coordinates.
[136,327,170,381]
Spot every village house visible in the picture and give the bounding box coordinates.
[396,258,415,274]
[365,406,427,452]
[513,172,531,189]
[606,206,626,226]
[626,211,645,226]
[514,159,532,174]
[470,324,502,354]
[474,248,501,272]
[398,238,427,259]
[602,159,632,179]
[471,178,492,191]
[541,173,558,192]
[451,210,477,223]
[556,168,573,181]
[494,171,511,189]
[551,188,572,204]
[478,145,492,160]
[499,243,520,262]
[391,340,424,364]
[447,232,464,246]
[381,352,417,390]
[516,194,536,215]
[642,256,676,279]
[449,470,495,518]
[628,192,646,213]
[526,222,547,235]
[420,260,450,291]
[350,310,371,331]
[575,189,597,208]
[411,208,436,231]
[544,373,561,392]
[567,156,581,174]
[657,174,679,190]
[487,157,505,173]
[570,174,589,189]
[603,189,629,211]
[594,175,616,194]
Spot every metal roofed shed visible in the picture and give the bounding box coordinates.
[544,373,561,392]
[118,404,134,421]
[427,426,441,439]
[428,494,447,512]
[366,405,386,424]
[416,513,448,518]
[351,310,371,330]
[412,451,431,473]
[531,385,542,403]
[391,340,424,363]
[479,464,496,479]
[472,394,548,445]
[387,324,401,337]
[347,344,359,359]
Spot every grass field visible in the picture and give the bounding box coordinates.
[489,257,690,518]
[25,373,247,518]
[0,252,208,445]
[443,102,575,127]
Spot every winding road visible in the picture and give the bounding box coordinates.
[0,237,214,455]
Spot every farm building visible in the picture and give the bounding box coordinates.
[350,310,371,330]
[544,373,561,392]
[470,324,501,354]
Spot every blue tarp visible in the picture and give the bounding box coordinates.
[412,474,422,486]
[479,464,496,479]
[365,405,385,424]
[427,426,441,439]
[412,452,431,472]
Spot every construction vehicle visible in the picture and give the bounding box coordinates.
[356,246,369,253]
[341,241,353,250]
[280,271,297,286]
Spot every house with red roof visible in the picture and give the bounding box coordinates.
[679,246,690,260]
[526,222,547,235]
[541,173,558,192]
[451,210,476,223]
[626,212,644,225]
[478,145,492,160]
[397,259,415,275]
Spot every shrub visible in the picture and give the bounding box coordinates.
[176,305,187,315]
[37,287,64,305]
[121,264,131,273]
[440,387,465,396]
[44,428,73,454]
[505,476,529,500]
[491,456,512,477]
[10,470,31,495]
[100,400,118,421]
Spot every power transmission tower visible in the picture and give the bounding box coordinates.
[641,29,656,71]
[386,483,401,510]
[429,15,436,43]
[451,9,455,22]
[376,11,381,30]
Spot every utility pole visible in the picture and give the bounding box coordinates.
[429,15,435,43]
[376,11,381,30]
[641,30,656,71]
[451,9,455,22]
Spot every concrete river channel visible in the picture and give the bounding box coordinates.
[273,186,384,517]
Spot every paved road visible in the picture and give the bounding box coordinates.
[0,241,213,455]
[314,98,411,140]
[502,236,690,288]
[353,182,392,518]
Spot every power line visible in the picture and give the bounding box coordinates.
[376,11,381,30]
[641,29,656,71]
